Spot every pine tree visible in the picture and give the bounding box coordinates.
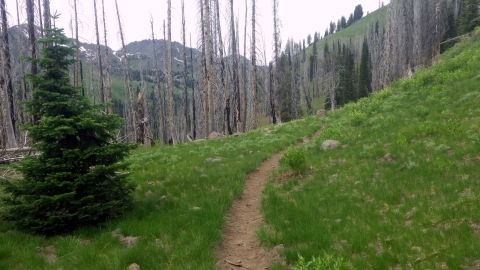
[461,0,480,34]
[0,27,136,235]
[358,38,372,99]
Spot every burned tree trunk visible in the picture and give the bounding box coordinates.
[0,0,17,148]
[151,20,167,145]
[190,34,197,139]
[166,0,176,144]
[230,0,241,132]
[93,0,105,104]
[101,0,113,113]
[251,0,257,129]
[181,0,188,143]
[214,0,231,135]
[114,0,136,142]
[204,0,215,135]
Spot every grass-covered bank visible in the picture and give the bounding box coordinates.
[261,29,480,269]
[0,117,321,269]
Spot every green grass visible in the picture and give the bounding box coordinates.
[0,117,322,269]
[304,6,388,59]
[260,28,480,269]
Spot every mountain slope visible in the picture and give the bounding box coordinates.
[261,28,480,269]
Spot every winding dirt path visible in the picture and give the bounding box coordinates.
[216,130,322,270]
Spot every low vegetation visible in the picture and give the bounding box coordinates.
[260,29,480,269]
[0,116,321,269]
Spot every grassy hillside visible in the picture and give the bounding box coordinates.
[261,28,480,269]
[0,117,322,269]
[304,5,388,58]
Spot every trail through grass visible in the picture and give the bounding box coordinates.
[0,117,321,269]
[260,29,480,269]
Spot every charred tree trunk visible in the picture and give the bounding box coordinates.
[114,0,136,142]
[230,0,241,132]
[214,0,231,135]
[251,0,257,129]
[166,0,176,144]
[204,0,215,135]
[272,0,281,124]
[0,0,17,148]
[101,0,113,113]
[151,20,167,145]
[242,0,248,133]
[93,0,105,104]
[190,34,197,139]
[181,0,188,142]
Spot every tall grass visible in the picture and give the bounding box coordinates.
[260,29,480,269]
[0,117,322,269]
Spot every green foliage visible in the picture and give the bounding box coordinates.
[461,0,480,34]
[358,38,372,99]
[347,110,366,126]
[283,146,307,172]
[0,27,136,235]
[293,254,354,270]
[261,29,480,269]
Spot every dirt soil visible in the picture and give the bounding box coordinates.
[216,130,321,270]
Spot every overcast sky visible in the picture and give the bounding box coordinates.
[5,0,390,61]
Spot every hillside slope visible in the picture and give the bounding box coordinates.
[261,28,480,269]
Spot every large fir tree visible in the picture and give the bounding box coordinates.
[358,38,372,99]
[0,26,136,235]
[461,0,480,34]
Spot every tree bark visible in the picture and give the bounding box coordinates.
[114,0,136,142]
[0,0,18,148]
[93,0,105,104]
[181,0,189,142]
[101,0,113,113]
[151,20,167,145]
[251,0,257,130]
[230,0,241,132]
[166,0,176,144]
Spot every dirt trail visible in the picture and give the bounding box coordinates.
[216,130,321,270]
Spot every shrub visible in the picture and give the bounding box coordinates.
[0,27,136,235]
[283,146,307,172]
[293,253,354,270]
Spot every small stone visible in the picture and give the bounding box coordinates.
[128,263,140,270]
[384,153,395,162]
[317,110,327,117]
[405,207,417,219]
[121,236,139,247]
[236,240,243,246]
[192,206,201,211]
[205,157,222,163]
[111,228,121,237]
[208,132,226,139]
[321,140,341,151]
[335,219,342,224]
[160,195,168,201]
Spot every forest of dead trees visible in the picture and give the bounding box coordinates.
[1,0,479,153]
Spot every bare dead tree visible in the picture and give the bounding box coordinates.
[166,0,176,144]
[204,0,215,135]
[37,0,43,37]
[101,0,113,113]
[213,0,231,135]
[251,0,258,130]
[114,0,136,142]
[93,0,105,105]
[242,0,248,133]
[190,34,197,139]
[229,0,241,132]
[15,0,28,127]
[151,19,167,144]
[272,0,281,124]
[0,0,18,148]
[181,0,189,142]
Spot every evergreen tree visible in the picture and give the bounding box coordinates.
[358,38,372,99]
[354,5,364,22]
[280,53,293,122]
[0,27,136,235]
[461,0,480,34]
